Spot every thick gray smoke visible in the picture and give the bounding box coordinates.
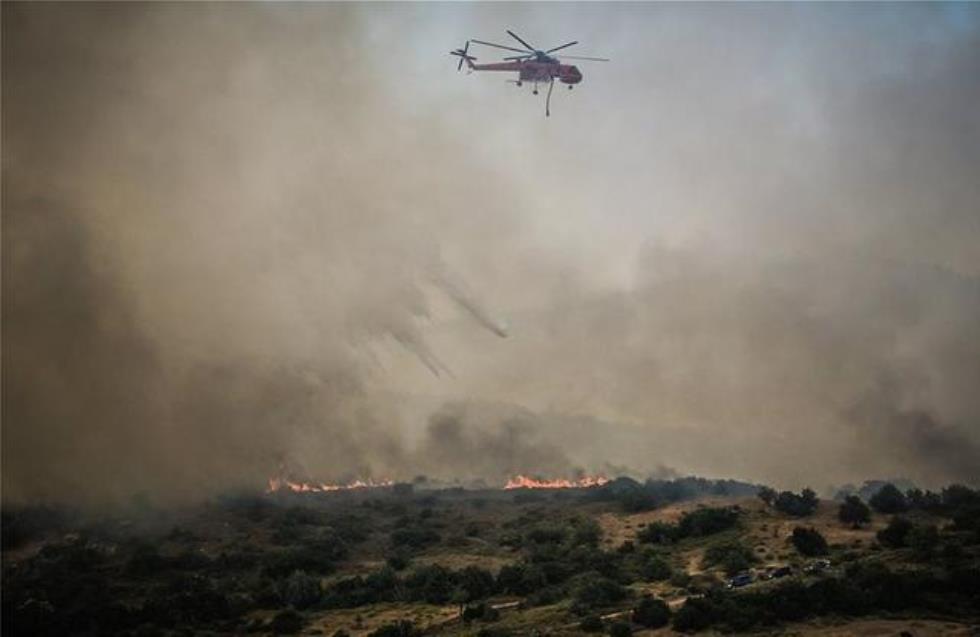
[3,3,979,505]
[416,403,571,485]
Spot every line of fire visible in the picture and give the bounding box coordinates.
[265,471,612,495]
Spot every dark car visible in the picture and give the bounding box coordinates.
[727,573,753,588]
[771,566,792,579]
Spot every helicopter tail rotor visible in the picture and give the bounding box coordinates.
[450,41,477,71]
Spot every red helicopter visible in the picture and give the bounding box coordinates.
[451,30,609,117]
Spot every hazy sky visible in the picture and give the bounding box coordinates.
[3,3,979,504]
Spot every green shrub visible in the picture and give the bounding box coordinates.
[261,545,338,578]
[669,571,692,588]
[270,609,305,635]
[525,586,564,607]
[672,596,717,632]
[496,563,548,596]
[390,526,440,549]
[773,489,819,517]
[580,615,604,632]
[368,620,418,637]
[704,541,757,576]
[791,527,828,556]
[457,566,495,601]
[572,519,603,547]
[877,517,913,548]
[461,602,500,623]
[632,596,671,628]
[526,524,567,545]
[281,570,321,610]
[571,574,628,613]
[386,552,410,571]
[637,521,678,544]
[640,555,672,581]
[869,484,909,514]
[757,486,777,506]
[907,524,939,557]
[905,488,943,512]
[677,507,739,537]
[126,543,166,577]
[838,495,871,528]
[404,564,454,604]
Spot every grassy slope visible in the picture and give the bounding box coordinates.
[4,489,976,635]
[296,493,970,635]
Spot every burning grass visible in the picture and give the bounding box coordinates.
[503,474,610,490]
[265,475,395,494]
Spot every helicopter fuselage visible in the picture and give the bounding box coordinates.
[470,60,582,85]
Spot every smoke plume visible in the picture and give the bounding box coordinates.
[3,3,979,505]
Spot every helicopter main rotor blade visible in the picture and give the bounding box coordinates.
[558,55,610,62]
[546,41,578,54]
[470,39,529,54]
[506,29,536,51]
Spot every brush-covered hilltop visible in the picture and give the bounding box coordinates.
[3,477,979,636]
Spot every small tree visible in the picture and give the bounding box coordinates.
[906,488,942,512]
[907,524,939,557]
[869,483,909,514]
[801,488,819,510]
[774,490,819,517]
[632,596,671,628]
[608,621,632,637]
[877,516,913,548]
[791,527,828,557]
[640,555,672,581]
[838,495,871,528]
[757,486,777,507]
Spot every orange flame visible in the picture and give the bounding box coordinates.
[504,474,610,490]
[266,475,394,494]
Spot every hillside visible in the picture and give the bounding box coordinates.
[2,481,979,636]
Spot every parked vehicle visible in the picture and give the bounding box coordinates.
[771,566,792,578]
[727,572,753,588]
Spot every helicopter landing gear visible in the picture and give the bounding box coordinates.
[516,81,522,87]
[568,85,573,90]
